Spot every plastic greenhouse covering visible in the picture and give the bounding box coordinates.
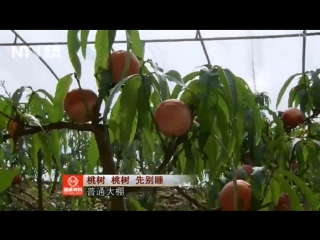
[1,30,320,112]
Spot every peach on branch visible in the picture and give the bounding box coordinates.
[154,99,192,138]
[64,88,98,123]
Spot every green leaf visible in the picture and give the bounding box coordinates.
[52,74,73,122]
[0,99,13,130]
[311,71,320,87]
[67,30,82,79]
[276,169,318,210]
[269,178,281,206]
[171,71,200,99]
[253,137,264,166]
[148,62,170,101]
[129,196,146,211]
[137,76,152,130]
[183,71,200,83]
[35,89,54,103]
[130,30,144,60]
[158,73,171,101]
[119,77,142,145]
[141,130,155,166]
[217,68,238,117]
[49,131,63,173]
[0,132,3,144]
[34,133,53,175]
[104,74,140,120]
[108,30,117,50]
[98,70,113,100]
[121,31,135,83]
[267,109,285,136]
[171,85,183,99]
[31,133,41,170]
[12,86,26,106]
[276,73,301,108]
[87,134,99,174]
[297,89,308,113]
[94,30,110,73]
[179,150,187,173]
[80,30,90,59]
[163,70,186,87]
[28,93,54,121]
[234,76,262,145]
[288,84,307,108]
[171,68,194,99]
[289,138,301,161]
[109,98,121,140]
[0,168,19,193]
[310,86,320,110]
[250,167,266,207]
[259,188,271,211]
[24,113,44,130]
[273,174,302,210]
[251,167,266,182]
[184,139,195,174]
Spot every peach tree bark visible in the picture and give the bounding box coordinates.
[93,125,127,211]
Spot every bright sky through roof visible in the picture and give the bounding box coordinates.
[0,30,320,113]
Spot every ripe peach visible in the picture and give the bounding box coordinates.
[219,180,251,211]
[240,152,255,166]
[275,193,291,211]
[154,99,192,138]
[281,108,304,128]
[107,50,140,84]
[291,161,298,171]
[64,89,98,123]
[7,120,17,138]
[11,175,21,185]
[7,120,20,151]
[236,165,253,180]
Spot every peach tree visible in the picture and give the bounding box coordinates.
[0,30,318,211]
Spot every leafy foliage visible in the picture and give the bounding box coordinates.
[0,31,319,211]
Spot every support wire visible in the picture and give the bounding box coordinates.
[10,30,59,81]
[1,32,320,47]
[196,30,211,66]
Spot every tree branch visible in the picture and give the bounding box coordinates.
[174,187,209,211]
[3,121,96,141]
[92,124,127,211]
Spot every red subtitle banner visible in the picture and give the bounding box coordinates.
[62,174,192,196]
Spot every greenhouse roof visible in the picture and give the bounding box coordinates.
[1,30,319,111]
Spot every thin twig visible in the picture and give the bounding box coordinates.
[11,185,37,201]
[37,149,44,211]
[50,156,59,196]
[261,167,276,202]
[140,71,166,150]
[0,81,12,98]
[4,190,37,210]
